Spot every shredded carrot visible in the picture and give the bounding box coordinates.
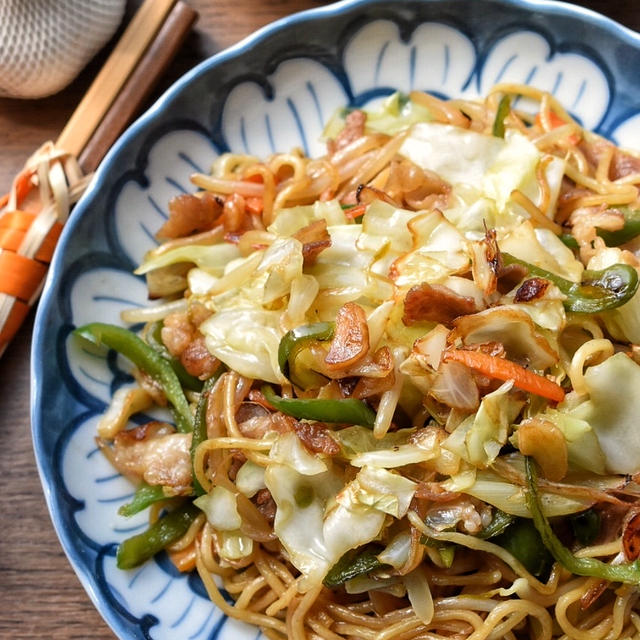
[443,349,565,403]
[245,196,264,215]
[535,111,580,145]
[344,203,366,220]
[168,542,197,572]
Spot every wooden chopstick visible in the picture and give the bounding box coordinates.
[56,0,178,159]
[79,1,198,173]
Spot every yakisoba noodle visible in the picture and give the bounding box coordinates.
[79,83,640,640]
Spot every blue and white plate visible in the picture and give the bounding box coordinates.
[31,0,640,638]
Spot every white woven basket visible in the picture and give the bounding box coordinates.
[0,0,126,99]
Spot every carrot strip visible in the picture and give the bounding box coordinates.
[535,111,580,145]
[245,196,264,215]
[168,542,197,572]
[443,349,565,403]
[344,203,366,220]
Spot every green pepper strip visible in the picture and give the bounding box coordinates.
[278,322,334,389]
[147,321,204,392]
[421,536,456,568]
[118,482,168,517]
[116,502,200,570]
[74,322,193,433]
[502,252,639,313]
[525,456,640,584]
[262,385,376,427]
[493,517,553,579]
[597,208,640,247]
[323,546,386,588]
[492,95,511,138]
[191,374,222,497]
[477,509,515,539]
[570,509,601,546]
[559,233,579,250]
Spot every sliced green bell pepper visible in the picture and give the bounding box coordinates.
[492,95,511,138]
[116,502,200,569]
[118,482,168,517]
[596,207,640,247]
[191,373,222,497]
[502,253,638,313]
[324,546,386,588]
[525,456,640,584]
[278,322,334,389]
[74,322,193,433]
[262,385,376,427]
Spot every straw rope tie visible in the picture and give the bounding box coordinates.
[0,143,91,354]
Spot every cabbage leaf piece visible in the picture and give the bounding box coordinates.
[322,92,432,140]
[539,409,606,475]
[200,308,284,383]
[461,470,592,517]
[570,352,640,474]
[265,463,416,589]
[443,381,524,467]
[400,124,564,234]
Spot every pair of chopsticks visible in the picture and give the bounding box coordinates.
[60,0,198,172]
[0,0,198,356]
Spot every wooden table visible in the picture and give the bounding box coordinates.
[0,1,637,637]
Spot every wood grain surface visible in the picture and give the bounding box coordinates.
[0,1,637,638]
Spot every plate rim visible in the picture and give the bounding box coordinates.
[29,0,640,638]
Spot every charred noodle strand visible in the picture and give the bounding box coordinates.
[555,586,613,640]
[464,601,552,640]
[533,123,582,149]
[596,145,615,184]
[306,617,345,640]
[255,550,288,596]
[266,580,301,617]
[288,585,323,640]
[265,554,296,586]
[191,173,265,196]
[490,83,576,125]
[249,589,280,613]
[510,189,563,234]
[409,91,469,127]
[564,162,638,197]
[234,575,269,609]
[407,512,556,594]
[243,164,277,226]
[337,132,408,198]
[197,546,289,635]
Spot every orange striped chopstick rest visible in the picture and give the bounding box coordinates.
[0,148,88,356]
